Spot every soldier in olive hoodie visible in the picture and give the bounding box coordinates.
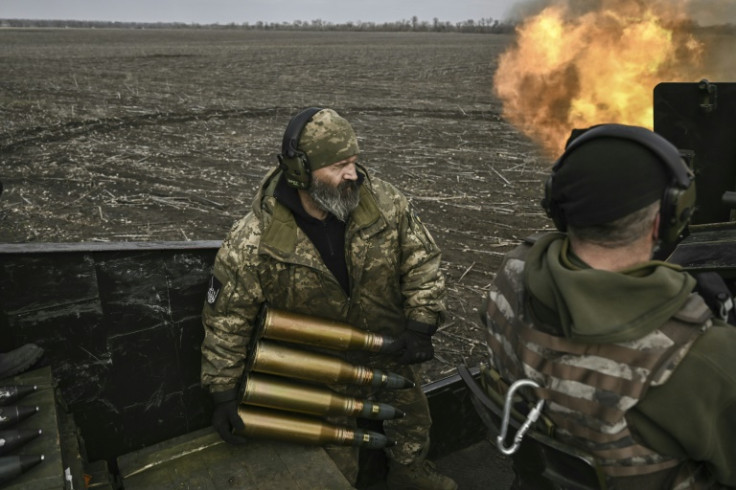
[482,124,736,489]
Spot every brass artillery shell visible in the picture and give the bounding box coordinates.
[258,307,399,353]
[236,405,394,449]
[242,373,404,420]
[249,341,414,389]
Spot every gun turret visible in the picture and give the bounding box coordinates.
[655,81,736,299]
[655,80,736,227]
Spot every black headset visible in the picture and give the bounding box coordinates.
[277,107,324,189]
[541,124,696,245]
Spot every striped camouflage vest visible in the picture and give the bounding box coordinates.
[483,239,713,482]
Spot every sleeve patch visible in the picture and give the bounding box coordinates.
[206,274,223,306]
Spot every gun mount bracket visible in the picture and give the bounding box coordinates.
[698,79,717,113]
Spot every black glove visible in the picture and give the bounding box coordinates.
[211,389,248,445]
[693,271,736,324]
[396,321,437,364]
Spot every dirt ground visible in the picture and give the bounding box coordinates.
[0,28,551,383]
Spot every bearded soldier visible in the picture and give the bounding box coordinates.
[201,107,456,489]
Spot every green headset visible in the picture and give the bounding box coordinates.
[277,107,324,189]
[541,124,696,246]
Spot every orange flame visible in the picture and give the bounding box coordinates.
[494,0,707,156]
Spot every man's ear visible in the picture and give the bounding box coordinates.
[652,212,661,241]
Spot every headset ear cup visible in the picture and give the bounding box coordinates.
[548,124,697,242]
[278,152,311,190]
[542,174,567,232]
[658,182,696,245]
[278,107,323,189]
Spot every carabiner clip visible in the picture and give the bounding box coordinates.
[496,378,544,455]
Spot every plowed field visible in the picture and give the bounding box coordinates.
[0,28,550,382]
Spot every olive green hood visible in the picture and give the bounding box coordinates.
[524,233,696,343]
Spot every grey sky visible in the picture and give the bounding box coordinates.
[1,0,520,24]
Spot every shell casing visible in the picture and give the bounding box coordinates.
[0,406,39,430]
[236,405,393,448]
[0,429,42,456]
[250,341,413,389]
[0,454,44,485]
[242,373,403,420]
[0,386,37,407]
[259,307,392,352]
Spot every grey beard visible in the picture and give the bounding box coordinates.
[308,178,361,222]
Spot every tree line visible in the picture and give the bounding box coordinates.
[0,17,517,34]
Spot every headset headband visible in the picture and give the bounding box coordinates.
[556,124,692,188]
[543,124,696,246]
[280,107,323,159]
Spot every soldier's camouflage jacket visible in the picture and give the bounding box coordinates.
[201,168,446,393]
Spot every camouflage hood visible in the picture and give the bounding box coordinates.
[524,233,696,343]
